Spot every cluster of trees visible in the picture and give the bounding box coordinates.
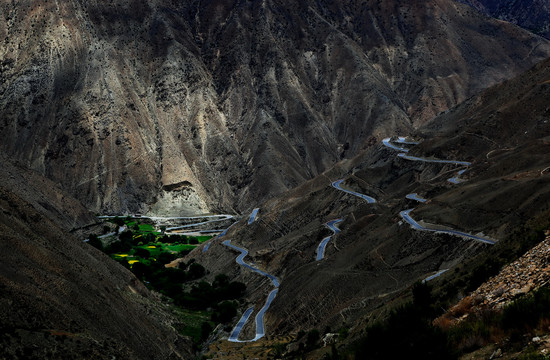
[173,274,246,322]
[106,230,140,253]
[87,229,142,253]
[128,258,206,295]
[157,234,201,245]
[120,256,246,325]
[89,230,203,256]
[352,283,454,360]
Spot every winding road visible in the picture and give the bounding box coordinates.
[422,269,450,283]
[316,219,343,261]
[98,214,234,221]
[400,208,495,245]
[223,240,280,342]
[96,214,234,235]
[397,153,471,166]
[332,179,377,203]
[248,208,260,225]
[164,214,234,232]
[384,137,470,183]
[448,169,467,184]
[394,136,419,145]
[228,306,255,342]
[202,220,239,252]
[405,193,427,203]
[385,137,493,245]
[95,213,236,251]
[382,137,410,152]
[384,137,497,285]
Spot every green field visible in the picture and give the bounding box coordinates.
[134,243,196,256]
[100,217,226,347]
[125,221,160,234]
[106,218,215,266]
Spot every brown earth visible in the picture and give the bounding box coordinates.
[183,55,550,351]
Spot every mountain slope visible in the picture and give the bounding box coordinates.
[458,0,550,39]
[0,158,193,359]
[191,56,550,343]
[1,0,549,215]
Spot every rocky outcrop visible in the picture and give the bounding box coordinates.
[435,231,550,333]
[464,233,550,311]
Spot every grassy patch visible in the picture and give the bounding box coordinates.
[196,235,212,243]
[134,243,195,257]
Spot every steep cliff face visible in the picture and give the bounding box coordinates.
[1,0,549,215]
[0,0,224,215]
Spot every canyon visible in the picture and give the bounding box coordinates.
[2,0,550,358]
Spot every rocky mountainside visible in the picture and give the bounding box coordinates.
[414,56,550,237]
[1,0,549,215]
[458,0,550,38]
[3,1,550,358]
[452,232,550,315]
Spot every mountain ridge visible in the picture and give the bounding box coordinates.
[1,0,549,215]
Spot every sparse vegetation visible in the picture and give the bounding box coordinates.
[350,283,456,360]
[342,285,550,359]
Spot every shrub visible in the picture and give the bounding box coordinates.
[133,247,150,259]
[226,281,246,299]
[158,252,176,264]
[178,249,191,257]
[200,322,213,342]
[88,234,103,250]
[114,257,130,269]
[338,327,349,340]
[213,274,230,288]
[119,230,134,242]
[446,316,493,353]
[501,286,550,332]
[132,262,150,279]
[353,284,457,360]
[306,329,320,349]
[189,263,206,279]
[211,301,237,323]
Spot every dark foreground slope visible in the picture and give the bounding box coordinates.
[1,0,549,215]
[190,56,550,348]
[0,157,192,359]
